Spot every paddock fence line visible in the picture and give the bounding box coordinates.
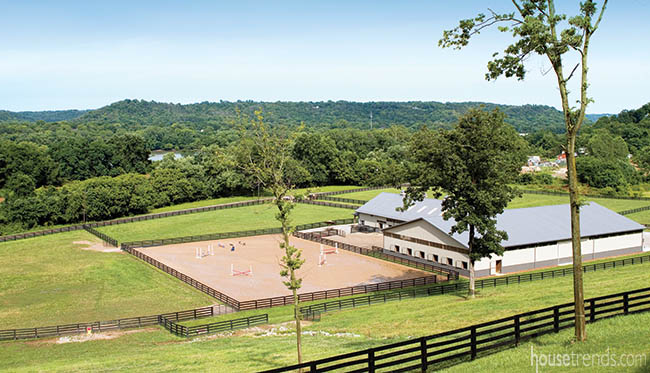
[317,195,368,205]
[264,286,650,373]
[82,225,118,247]
[521,188,650,201]
[238,275,441,311]
[293,231,460,279]
[618,204,650,216]
[121,218,355,249]
[298,199,359,210]
[161,314,269,338]
[0,305,218,341]
[314,185,397,197]
[299,253,650,317]
[122,246,243,309]
[0,198,272,244]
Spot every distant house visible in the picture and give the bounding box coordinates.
[355,193,645,277]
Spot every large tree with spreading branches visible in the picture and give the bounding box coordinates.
[439,0,608,341]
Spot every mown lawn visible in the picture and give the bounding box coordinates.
[97,203,354,243]
[2,258,647,372]
[0,231,215,329]
[442,312,650,372]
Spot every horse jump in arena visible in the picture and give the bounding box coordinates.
[195,245,215,259]
[231,264,253,276]
[320,243,338,255]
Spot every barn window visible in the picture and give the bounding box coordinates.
[447,258,453,266]
[433,254,439,262]
[394,245,400,253]
[407,248,413,256]
[461,261,468,270]
[419,251,425,259]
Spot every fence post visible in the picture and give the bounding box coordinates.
[420,337,428,372]
[553,306,559,333]
[368,349,375,373]
[470,326,477,360]
[514,315,520,346]
[590,299,596,323]
[624,293,629,315]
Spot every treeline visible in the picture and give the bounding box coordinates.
[0,127,414,234]
[0,134,150,195]
[0,99,568,151]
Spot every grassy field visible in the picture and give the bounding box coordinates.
[0,231,215,329]
[1,258,648,372]
[442,312,650,372]
[97,203,353,243]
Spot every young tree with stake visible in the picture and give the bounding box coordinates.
[438,0,608,341]
[236,110,306,366]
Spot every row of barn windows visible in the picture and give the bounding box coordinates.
[393,244,468,270]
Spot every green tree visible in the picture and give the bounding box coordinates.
[587,130,629,159]
[634,146,650,178]
[439,0,608,341]
[402,108,526,297]
[236,110,306,366]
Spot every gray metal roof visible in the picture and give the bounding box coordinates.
[356,192,645,248]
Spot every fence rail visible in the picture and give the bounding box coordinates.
[161,314,269,337]
[123,247,243,309]
[0,198,272,243]
[318,196,368,205]
[522,189,650,201]
[122,218,355,249]
[298,199,359,210]
[315,185,395,197]
[618,204,650,216]
[83,225,118,247]
[0,305,218,341]
[300,253,650,317]
[264,287,650,372]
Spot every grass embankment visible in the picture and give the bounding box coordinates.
[1,259,648,372]
[0,231,214,329]
[97,203,353,243]
[442,312,650,372]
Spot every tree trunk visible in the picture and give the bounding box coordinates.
[468,224,475,298]
[293,286,303,367]
[566,135,587,342]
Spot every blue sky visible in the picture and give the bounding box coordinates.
[1,1,647,113]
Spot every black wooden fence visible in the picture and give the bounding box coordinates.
[83,225,118,247]
[317,196,367,205]
[161,314,268,337]
[121,218,355,249]
[522,189,650,201]
[0,198,272,243]
[315,186,394,197]
[263,286,650,372]
[300,253,650,317]
[618,205,650,216]
[0,305,218,341]
[298,200,359,210]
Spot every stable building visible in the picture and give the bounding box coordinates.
[355,193,646,277]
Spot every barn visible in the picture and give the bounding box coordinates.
[355,193,646,277]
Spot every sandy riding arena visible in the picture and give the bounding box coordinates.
[138,234,429,301]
